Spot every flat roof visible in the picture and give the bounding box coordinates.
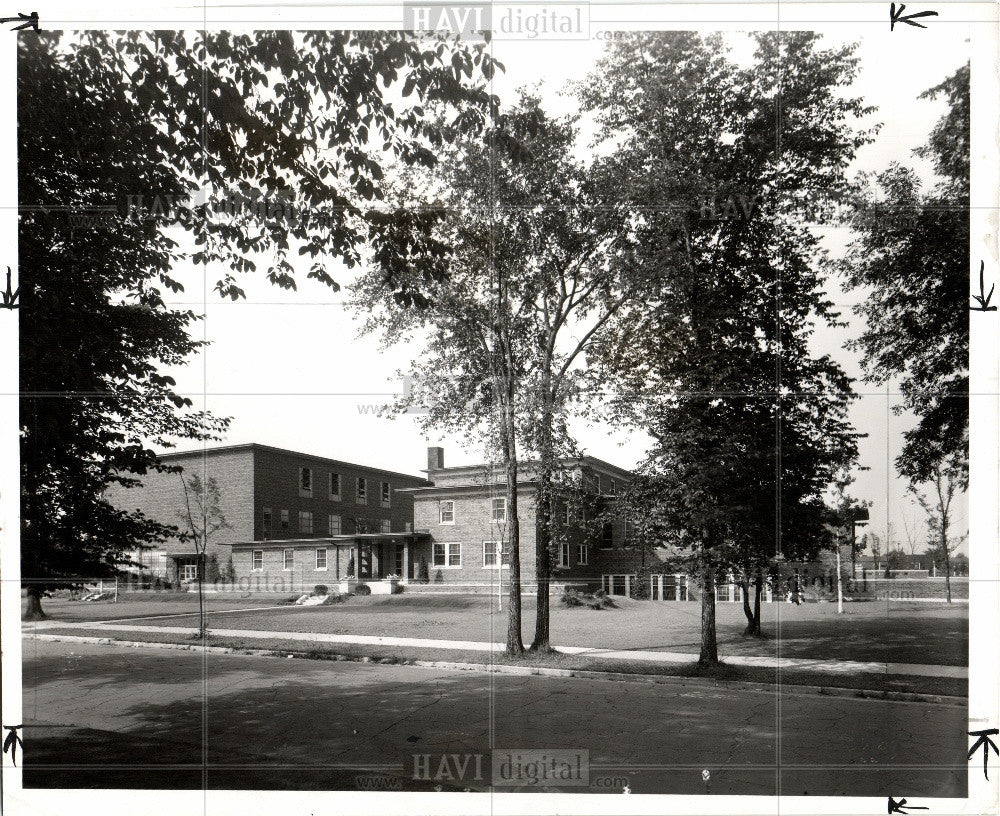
[229,532,431,548]
[153,442,431,484]
[423,455,633,480]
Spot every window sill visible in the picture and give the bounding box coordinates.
[433,564,463,570]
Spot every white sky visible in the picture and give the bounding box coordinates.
[159,28,971,553]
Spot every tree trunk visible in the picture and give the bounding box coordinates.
[531,401,555,652]
[23,586,47,621]
[753,574,763,633]
[530,484,551,651]
[740,575,756,635]
[942,533,953,604]
[699,565,718,664]
[502,406,525,657]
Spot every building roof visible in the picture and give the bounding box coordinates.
[229,532,431,549]
[423,455,633,480]
[153,442,431,484]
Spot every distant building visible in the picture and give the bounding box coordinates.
[105,443,429,586]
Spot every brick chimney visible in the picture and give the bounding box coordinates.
[427,446,445,471]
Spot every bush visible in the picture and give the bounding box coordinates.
[314,584,329,596]
[417,556,430,584]
[223,554,236,583]
[354,583,372,596]
[561,587,616,610]
[205,553,222,583]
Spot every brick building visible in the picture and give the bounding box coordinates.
[401,446,638,591]
[105,443,429,586]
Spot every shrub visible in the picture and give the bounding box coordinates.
[354,583,372,596]
[314,584,329,596]
[417,556,430,584]
[223,554,236,583]
[346,557,355,578]
[205,553,222,583]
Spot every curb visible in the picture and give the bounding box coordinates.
[26,632,966,707]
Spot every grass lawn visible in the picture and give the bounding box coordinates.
[27,591,968,666]
[35,626,967,700]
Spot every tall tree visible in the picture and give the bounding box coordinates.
[19,31,501,619]
[841,64,970,484]
[581,31,869,662]
[355,95,635,655]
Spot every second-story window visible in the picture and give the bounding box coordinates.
[299,466,313,497]
[262,507,272,539]
[439,500,455,524]
[381,481,391,507]
[299,510,313,534]
[490,497,506,524]
[329,472,341,501]
[601,522,614,549]
[356,477,367,505]
[280,509,289,529]
[380,518,391,534]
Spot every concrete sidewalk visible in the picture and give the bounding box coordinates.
[24,619,967,679]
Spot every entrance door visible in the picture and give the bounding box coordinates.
[395,545,404,577]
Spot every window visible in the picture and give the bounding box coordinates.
[557,542,570,568]
[329,472,341,501]
[299,510,313,534]
[577,544,589,565]
[280,509,289,529]
[262,507,272,539]
[608,477,617,495]
[405,522,412,533]
[315,548,328,570]
[299,466,313,497]
[356,477,367,505]
[483,541,509,569]
[439,500,455,524]
[562,504,571,526]
[380,518,392,534]
[601,522,614,549]
[182,562,199,581]
[283,549,294,570]
[329,514,342,536]
[433,541,461,568]
[490,497,506,524]
[381,481,391,507]
[251,550,263,571]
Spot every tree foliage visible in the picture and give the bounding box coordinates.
[580,31,869,659]
[841,64,969,484]
[18,30,504,618]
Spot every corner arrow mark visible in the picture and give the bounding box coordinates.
[890,3,938,30]
[969,728,999,780]
[1,267,18,310]
[971,261,997,312]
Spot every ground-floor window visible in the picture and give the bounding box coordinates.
[283,549,294,570]
[557,542,570,568]
[181,563,199,582]
[251,550,263,571]
[483,541,509,568]
[433,541,461,568]
[650,574,689,601]
[602,574,633,596]
[316,548,327,570]
[577,544,589,565]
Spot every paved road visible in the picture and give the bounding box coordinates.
[20,639,966,796]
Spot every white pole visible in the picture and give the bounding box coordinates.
[836,545,844,614]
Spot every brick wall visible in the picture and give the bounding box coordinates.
[252,447,426,541]
[231,543,344,593]
[104,448,254,564]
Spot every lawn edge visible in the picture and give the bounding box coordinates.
[26,632,967,707]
